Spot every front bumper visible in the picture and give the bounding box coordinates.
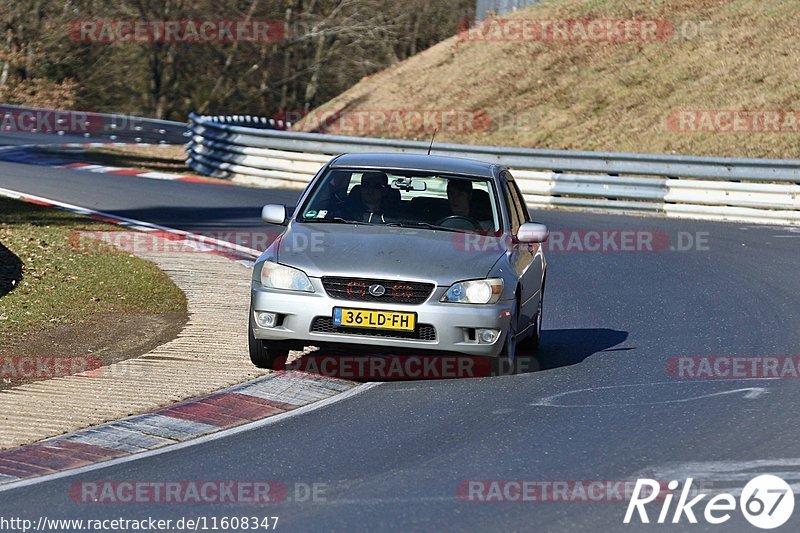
[250,279,513,357]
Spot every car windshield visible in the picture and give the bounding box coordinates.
[297,168,501,232]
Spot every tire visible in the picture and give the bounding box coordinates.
[500,295,519,364]
[248,318,291,369]
[521,279,545,352]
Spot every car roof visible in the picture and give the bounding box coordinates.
[329,153,500,178]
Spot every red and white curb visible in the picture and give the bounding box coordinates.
[57,161,225,186]
[0,185,261,265]
[0,373,371,490]
[0,142,231,186]
[0,167,379,489]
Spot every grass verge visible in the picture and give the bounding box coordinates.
[0,196,187,347]
[82,144,191,174]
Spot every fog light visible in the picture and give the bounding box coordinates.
[255,312,278,328]
[477,329,499,344]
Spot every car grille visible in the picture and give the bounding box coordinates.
[310,317,437,341]
[321,277,435,305]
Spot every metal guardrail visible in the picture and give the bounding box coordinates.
[0,104,188,144]
[185,112,799,225]
[197,115,292,130]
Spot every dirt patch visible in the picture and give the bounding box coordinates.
[0,311,187,390]
[82,144,190,174]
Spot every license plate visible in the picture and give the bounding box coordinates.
[333,307,416,331]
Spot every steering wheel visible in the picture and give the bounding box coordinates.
[435,215,482,230]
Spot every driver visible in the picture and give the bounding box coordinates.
[446,179,473,217]
[441,179,491,230]
[318,170,351,216]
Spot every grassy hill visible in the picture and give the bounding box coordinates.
[297,0,800,159]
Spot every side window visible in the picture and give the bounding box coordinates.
[509,178,530,223]
[502,178,521,233]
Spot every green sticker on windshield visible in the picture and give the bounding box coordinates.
[304,210,318,219]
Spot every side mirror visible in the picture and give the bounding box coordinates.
[261,204,287,225]
[517,223,548,244]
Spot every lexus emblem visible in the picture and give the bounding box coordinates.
[369,284,386,297]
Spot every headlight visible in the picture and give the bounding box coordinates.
[260,261,314,292]
[441,278,503,304]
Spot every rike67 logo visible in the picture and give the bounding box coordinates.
[624,475,794,529]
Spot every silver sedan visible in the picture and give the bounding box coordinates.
[249,153,548,369]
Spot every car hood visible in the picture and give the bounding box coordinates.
[277,223,506,285]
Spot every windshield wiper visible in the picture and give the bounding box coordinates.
[300,217,363,224]
[384,221,461,232]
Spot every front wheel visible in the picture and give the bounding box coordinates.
[520,282,545,352]
[500,297,519,365]
[529,291,544,350]
[248,318,291,369]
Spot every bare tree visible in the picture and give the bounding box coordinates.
[0,0,474,118]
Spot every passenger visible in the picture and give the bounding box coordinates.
[350,171,393,223]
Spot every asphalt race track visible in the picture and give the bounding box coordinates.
[1,140,799,532]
